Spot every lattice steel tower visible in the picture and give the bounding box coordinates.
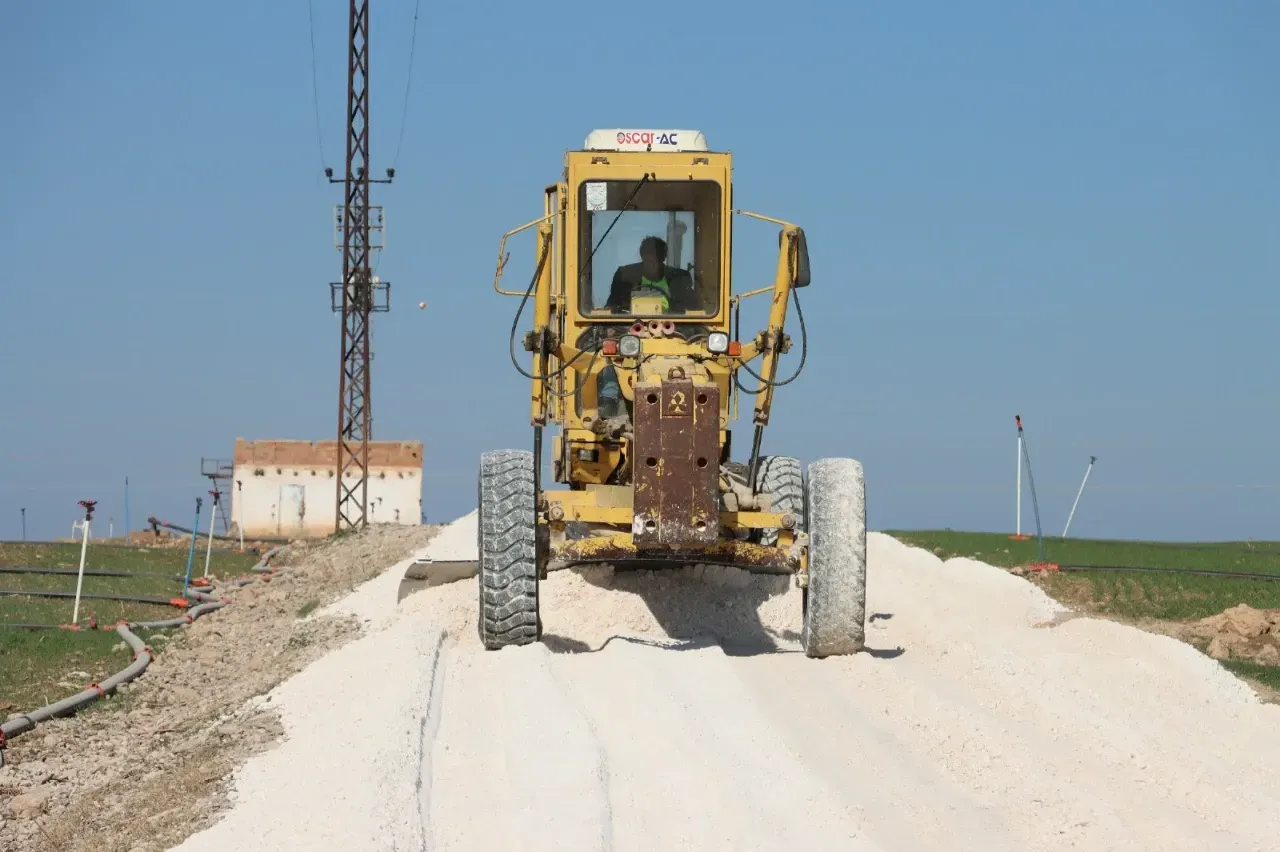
[328,0,392,533]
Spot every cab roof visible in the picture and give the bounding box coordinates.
[582,129,709,153]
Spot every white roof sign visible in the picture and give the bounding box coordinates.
[583,129,709,152]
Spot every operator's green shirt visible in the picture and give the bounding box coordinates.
[640,275,671,311]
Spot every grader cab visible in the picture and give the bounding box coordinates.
[480,129,867,658]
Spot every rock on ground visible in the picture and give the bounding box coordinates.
[1190,603,1280,663]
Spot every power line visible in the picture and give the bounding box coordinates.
[390,0,422,171]
[307,0,328,170]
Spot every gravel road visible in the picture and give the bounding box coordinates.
[171,518,1280,851]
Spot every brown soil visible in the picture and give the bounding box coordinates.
[0,523,438,852]
[1186,604,1280,665]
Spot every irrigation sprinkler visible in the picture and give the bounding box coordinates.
[1062,456,1098,538]
[236,479,245,552]
[20,508,25,542]
[125,477,131,545]
[183,496,203,591]
[203,489,221,578]
[1016,416,1046,562]
[71,500,97,624]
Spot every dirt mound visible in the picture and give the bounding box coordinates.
[1191,603,1280,664]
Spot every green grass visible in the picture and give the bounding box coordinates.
[0,541,261,713]
[1220,659,1280,693]
[887,530,1280,621]
[0,629,136,712]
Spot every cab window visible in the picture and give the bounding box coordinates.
[576,180,721,318]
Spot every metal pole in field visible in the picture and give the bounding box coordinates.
[203,490,220,578]
[184,497,203,591]
[20,508,25,541]
[1015,425,1023,536]
[1018,418,1046,562]
[72,500,97,625]
[125,477,131,545]
[236,480,245,552]
[1062,456,1098,538]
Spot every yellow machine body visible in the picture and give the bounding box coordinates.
[492,129,812,574]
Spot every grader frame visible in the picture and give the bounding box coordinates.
[479,129,867,658]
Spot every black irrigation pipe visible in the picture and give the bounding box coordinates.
[0,566,186,581]
[1042,563,1280,582]
[0,545,290,766]
[147,515,292,545]
[0,590,185,606]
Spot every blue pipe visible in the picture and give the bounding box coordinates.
[183,497,202,590]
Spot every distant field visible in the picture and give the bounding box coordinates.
[0,541,260,711]
[886,530,1280,622]
[887,529,1280,699]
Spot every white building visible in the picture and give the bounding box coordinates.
[231,438,422,538]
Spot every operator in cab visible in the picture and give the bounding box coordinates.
[606,235,696,314]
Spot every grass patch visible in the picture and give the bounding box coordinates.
[887,530,1280,621]
[1219,659,1280,693]
[0,541,260,713]
[297,599,320,618]
[0,628,140,712]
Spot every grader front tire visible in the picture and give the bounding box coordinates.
[477,450,541,650]
[801,457,867,658]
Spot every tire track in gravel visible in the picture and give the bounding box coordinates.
[425,641,612,851]
[415,633,448,852]
[543,638,882,852]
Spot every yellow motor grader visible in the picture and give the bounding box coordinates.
[480,129,866,657]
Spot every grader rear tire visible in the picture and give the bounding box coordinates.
[752,455,806,546]
[477,450,540,650]
[801,457,867,658]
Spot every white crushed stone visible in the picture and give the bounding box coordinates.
[170,601,442,852]
[312,554,419,628]
[416,509,477,562]
[172,520,1280,851]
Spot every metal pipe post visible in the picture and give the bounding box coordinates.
[1018,420,1046,562]
[1062,456,1097,538]
[236,480,245,552]
[71,500,96,624]
[1015,432,1023,536]
[184,497,203,590]
[203,491,219,578]
[124,477,131,545]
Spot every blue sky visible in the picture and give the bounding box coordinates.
[2,1,1278,542]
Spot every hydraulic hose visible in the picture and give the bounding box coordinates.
[735,286,808,394]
